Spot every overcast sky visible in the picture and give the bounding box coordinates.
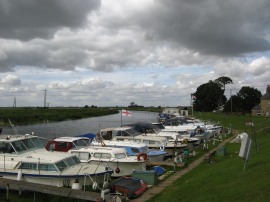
[1,0,270,107]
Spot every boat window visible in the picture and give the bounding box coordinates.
[131,148,140,154]
[72,152,90,161]
[94,153,111,159]
[100,131,112,140]
[141,147,148,153]
[55,160,68,172]
[164,136,174,140]
[73,139,89,147]
[63,156,79,167]
[151,140,158,145]
[11,141,28,153]
[38,164,57,171]
[0,142,5,153]
[0,142,12,153]
[143,140,150,144]
[57,142,67,150]
[19,163,37,170]
[27,137,44,149]
[71,156,81,164]
[115,153,126,159]
[116,131,130,136]
[115,138,124,141]
[134,139,141,143]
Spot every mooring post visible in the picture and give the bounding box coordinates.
[6,183,9,202]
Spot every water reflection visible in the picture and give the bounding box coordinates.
[2,111,158,139]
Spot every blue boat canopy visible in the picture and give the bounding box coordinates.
[76,133,96,139]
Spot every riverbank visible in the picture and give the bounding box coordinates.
[0,107,161,126]
[0,107,119,126]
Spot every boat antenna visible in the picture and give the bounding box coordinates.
[8,119,19,135]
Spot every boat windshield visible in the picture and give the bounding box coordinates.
[140,146,149,153]
[72,139,90,148]
[2,137,44,154]
[55,156,81,172]
[114,128,140,137]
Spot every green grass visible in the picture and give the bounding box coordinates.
[0,107,119,126]
[147,112,270,202]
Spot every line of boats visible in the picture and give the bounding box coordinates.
[0,116,222,191]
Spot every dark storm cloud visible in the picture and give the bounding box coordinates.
[0,0,100,40]
[139,0,270,56]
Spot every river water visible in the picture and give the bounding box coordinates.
[1,111,158,140]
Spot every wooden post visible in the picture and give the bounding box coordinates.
[6,184,9,202]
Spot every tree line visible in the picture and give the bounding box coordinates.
[192,76,262,113]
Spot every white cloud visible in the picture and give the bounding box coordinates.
[0,74,21,86]
[0,0,270,107]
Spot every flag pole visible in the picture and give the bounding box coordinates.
[191,94,194,117]
[120,109,123,126]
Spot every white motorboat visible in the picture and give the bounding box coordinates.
[46,136,147,177]
[0,134,113,188]
[163,117,222,136]
[99,126,186,156]
[93,138,167,162]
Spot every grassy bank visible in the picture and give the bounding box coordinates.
[147,112,270,202]
[0,107,119,126]
[0,107,162,126]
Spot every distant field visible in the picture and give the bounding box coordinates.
[0,107,162,126]
[0,107,119,126]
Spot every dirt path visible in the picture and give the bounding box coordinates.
[132,133,237,202]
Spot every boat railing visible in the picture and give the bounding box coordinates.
[83,172,111,191]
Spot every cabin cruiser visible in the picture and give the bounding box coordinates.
[99,127,167,149]
[163,117,222,136]
[0,133,113,188]
[93,138,167,162]
[153,122,213,141]
[98,126,187,156]
[46,136,147,177]
[124,122,200,145]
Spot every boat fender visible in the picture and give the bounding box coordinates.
[92,181,99,191]
[17,170,22,181]
[137,152,148,161]
[115,167,120,173]
[182,139,188,144]
[160,145,165,151]
[71,179,82,190]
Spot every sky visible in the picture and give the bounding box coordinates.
[0,0,270,107]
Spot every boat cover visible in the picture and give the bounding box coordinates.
[109,177,148,199]
[76,133,96,139]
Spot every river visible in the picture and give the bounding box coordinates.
[1,111,159,140]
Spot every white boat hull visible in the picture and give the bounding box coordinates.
[87,161,146,177]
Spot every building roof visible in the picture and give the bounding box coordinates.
[261,93,270,100]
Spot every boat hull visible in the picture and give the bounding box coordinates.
[86,161,146,177]
[1,169,112,188]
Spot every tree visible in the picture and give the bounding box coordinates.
[214,76,233,109]
[223,86,262,113]
[193,80,224,112]
[237,86,262,112]
[214,76,233,90]
[223,95,243,113]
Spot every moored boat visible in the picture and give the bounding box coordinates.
[46,136,147,177]
[93,138,167,162]
[0,133,113,188]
